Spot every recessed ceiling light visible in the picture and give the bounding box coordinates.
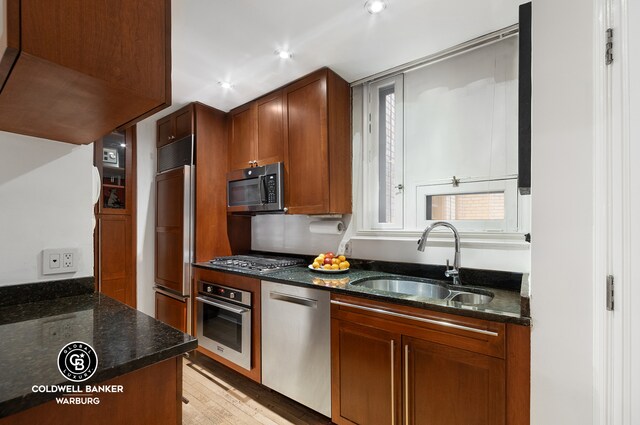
[365,0,387,14]
[218,81,233,89]
[276,50,293,59]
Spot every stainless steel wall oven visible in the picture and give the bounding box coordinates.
[196,280,252,370]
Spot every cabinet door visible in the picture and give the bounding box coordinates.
[256,91,284,166]
[157,116,173,148]
[404,336,506,425]
[228,104,257,171]
[174,107,193,139]
[155,291,187,332]
[285,74,330,214]
[332,320,401,425]
[155,167,186,293]
[97,215,133,306]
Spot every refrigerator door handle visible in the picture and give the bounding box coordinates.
[154,286,188,301]
[182,164,194,297]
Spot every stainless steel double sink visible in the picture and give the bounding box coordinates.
[350,277,493,305]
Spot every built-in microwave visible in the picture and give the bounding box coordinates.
[227,162,285,213]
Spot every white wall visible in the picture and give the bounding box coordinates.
[252,214,531,272]
[135,117,157,316]
[530,0,594,423]
[0,132,94,285]
[252,215,351,257]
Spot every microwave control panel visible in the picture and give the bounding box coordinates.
[266,174,277,204]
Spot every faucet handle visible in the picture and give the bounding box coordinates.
[445,259,458,276]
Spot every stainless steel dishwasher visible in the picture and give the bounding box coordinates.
[261,280,331,417]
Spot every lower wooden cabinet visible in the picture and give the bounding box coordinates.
[96,215,134,307]
[331,294,528,425]
[155,291,187,332]
[405,336,505,425]
[332,320,401,425]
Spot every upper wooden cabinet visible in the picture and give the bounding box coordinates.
[157,106,194,147]
[256,91,285,166]
[0,0,171,145]
[284,68,351,215]
[228,103,257,170]
[228,90,285,171]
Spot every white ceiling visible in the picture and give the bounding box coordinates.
[171,0,521,112]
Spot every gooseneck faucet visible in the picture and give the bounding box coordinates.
[417,221,461,285]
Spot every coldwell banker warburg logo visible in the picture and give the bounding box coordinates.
[31,341,124,405]
[57,341,98,382]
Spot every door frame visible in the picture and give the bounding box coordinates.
[593,0,637,423]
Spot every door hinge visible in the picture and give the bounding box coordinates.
[606,28,613,65]
[606,275,614,311]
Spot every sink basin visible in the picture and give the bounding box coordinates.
[449,292,493,305]
[352,278,450,299]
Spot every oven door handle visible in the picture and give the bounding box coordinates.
[196,297,249,314]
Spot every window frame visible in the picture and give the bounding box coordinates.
[362,74,405,231]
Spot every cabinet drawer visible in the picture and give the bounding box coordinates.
[331,294,505,359]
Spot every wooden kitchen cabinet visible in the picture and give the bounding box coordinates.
[155,102,251,264]
[331,294,529,425]
[228,103,257,170]
[94,127,137,308]
[157,106,194,147]
[256,91,285,166]
[405,335,505,425]
[331,320,401,425]
[0,0,171,145]
[155,290,188,332]
[284,68,351,214]
[228,90,285,171]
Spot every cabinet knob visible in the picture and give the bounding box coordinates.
[168,135,175,140]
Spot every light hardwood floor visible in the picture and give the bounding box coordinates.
[183,353,333,425]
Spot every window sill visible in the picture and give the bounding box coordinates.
[352,230,530,250]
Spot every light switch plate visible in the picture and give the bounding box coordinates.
[43,248,79,275]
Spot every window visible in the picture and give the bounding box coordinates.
[358,33,524,234]
[362,75,404,230]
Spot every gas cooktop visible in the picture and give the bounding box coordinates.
[207,255,305,274]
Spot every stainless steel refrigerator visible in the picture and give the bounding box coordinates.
[154,135,195,333]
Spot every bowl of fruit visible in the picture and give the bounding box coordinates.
[309,252,350,273]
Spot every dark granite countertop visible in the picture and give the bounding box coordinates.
[193,262,531,326]
[0,292,197,418]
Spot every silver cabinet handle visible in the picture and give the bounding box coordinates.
[269,291,317,308]
[391,339,395,425]
[196,296,248,314]
[330,300,498,337]
[97,219,102,293]
[404,344,409,425]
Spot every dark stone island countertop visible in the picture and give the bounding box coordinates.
[193,259,531,326]
[0,282,197,419]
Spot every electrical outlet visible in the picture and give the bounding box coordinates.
[344,241,353,256]
[62,253,73,268]
[43,248,78,275]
